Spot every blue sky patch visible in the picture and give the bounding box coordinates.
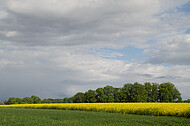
[185,28,190,34]
[95,46,150,62]
[178,1,190,12]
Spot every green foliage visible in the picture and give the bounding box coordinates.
[68,97,73,103]
[54,99,64,103]
[96,88,106,102]
[113,88,120,102]
[118,88,126,102]
[184,99,190,103]
[158,82,182,102]
[144,82,152,102]
[5,97,21,104]
[31,95,41,103]
[151,83,159,102]
[84,90,96,103]
[130,82,147,102]
[122,83,133,102]
[63,97,69,103]
[187,99,190,103]
[41,98,51,103]
[2,82,182,104]
[103,85,115,102]
[22,97,34,104]
[0,101,5,105]
[73,92,85,103]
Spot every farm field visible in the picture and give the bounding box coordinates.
[1,103,190,117]
[0,108,190,126]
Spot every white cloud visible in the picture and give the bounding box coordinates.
[0,44,190,99]
[0,31,19,37]
[0,0,188,49]
[0,10,8,20]
[0,0,190,100]
[0,0,173,47]
[145,34,190,65]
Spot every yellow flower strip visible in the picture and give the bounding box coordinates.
[0,103,190,117]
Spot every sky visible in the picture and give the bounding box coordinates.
[0,0,190,101]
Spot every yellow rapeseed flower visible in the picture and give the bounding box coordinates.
[0,103,189,117]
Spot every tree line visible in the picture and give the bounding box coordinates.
[72,82,182,103]
[1,82,187,105]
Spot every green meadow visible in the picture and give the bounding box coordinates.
[0,108,190,126]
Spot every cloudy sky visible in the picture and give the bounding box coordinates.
[0,0,190,100]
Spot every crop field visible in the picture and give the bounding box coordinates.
[0,108,190,126]
[0,103,190,117]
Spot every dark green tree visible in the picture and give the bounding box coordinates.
[173,87,182,102]
[185,99,190,103]
[5,97,17,104]
[84,90,97,103]
[118,88,126,102]
[63,97,69,103]
[68,97,73,103]
[53,99,64,103]
[96,88,106,102]
[15,98,22,104]
[122,83,133,102]
[47,98,54,103]
[41,98,51,103]
[113,88,120,102]
[22,97,34,104]
[103,85,114,102]
[158,82,182,102]
[31,95,41,104]
[144,82,152,102]
[130,82,147,102]
[73,92,85,103]
[151,83,159,102]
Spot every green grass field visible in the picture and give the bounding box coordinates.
[0,108,190,126]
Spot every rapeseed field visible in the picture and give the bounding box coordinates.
[0,103,190,117]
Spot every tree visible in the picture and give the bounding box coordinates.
[31,95,41,104]
[47,98,55,103]
[73,92,85,103]
[151,83,159,102]
[0,101,5,105]
[96,88,106,102]
[5,97,21,104]
[53,99,64,103]
[118,88,126,102]
[130,82,147,102]
[122,83,133,102]
[113,88,120,102]
[103,85,114,102]
[5,97,17,104]
[15,98,22,104]
[41,98,51,103]
[84,90,96,103]
[144,82,152,102]
[185,99,190,103]
[158,82,182,102]
[63,97,69,103]
[22,97,34,104]
[68,97,73,103]
[173,87,182,102]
